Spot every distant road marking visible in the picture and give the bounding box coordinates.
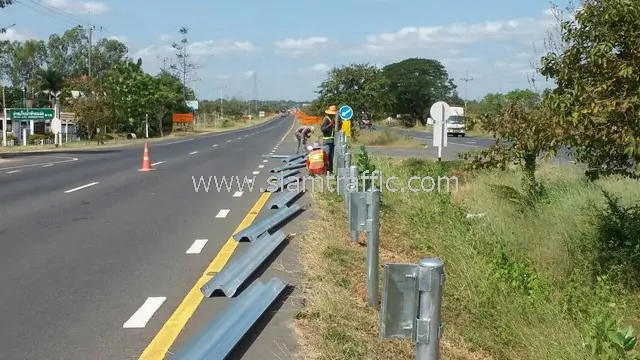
[280,117,297,142]
[6,170,21,174]
[233,191,243,197]
[42,164,54,167]
[226,140,232,143]
[151,161,165,166]
[186,239,208,254]
[0,155,78,171]
[258,165,264,168]
[138,192,271,359]
[154,139,194,146]
[215,209,230,218]
[188,151,198,155]
[123,297,166,329]
[64,182,99,193]
[252,171,260,175]
[212,144,218,147]
[262,159,268,163]
[237,137,242,140]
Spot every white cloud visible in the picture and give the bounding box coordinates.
[353,9,557,56]
[0,29,35,41]
[107,35,127,44]
[158,34,173,42]
[188,40,257,56]
[244,70,255,78]
[310,63,330,72]
[42,0,108,14]
[273,37,329,57]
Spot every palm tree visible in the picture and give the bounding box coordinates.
[35,68,65,108]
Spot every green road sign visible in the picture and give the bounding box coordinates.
[8,108,54,122]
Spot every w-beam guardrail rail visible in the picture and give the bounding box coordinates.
[200,230,288,298]
[174,145,310,359]
[233,204,302,243]
[267,190,305,209]
[270,161,306,173]
[172,278,287,360]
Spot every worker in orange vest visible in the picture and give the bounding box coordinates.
[306,141,329,176]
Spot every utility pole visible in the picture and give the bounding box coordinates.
[157,56,170,71]
[85,24,102,78]
[2,85,6,146]
[252,72,258,115]
[459,71,474,114]
[219,85,226,119]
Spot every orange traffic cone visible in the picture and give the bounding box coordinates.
[138,143,155,172]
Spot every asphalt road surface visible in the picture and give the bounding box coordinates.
[0,114,297,360]
[385,127,574,162]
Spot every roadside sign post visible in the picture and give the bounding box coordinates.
[51,118,61,147]
[339,105,353,137]
[145,113,149,138]
[429,101,451,162]
[2,86,6,146]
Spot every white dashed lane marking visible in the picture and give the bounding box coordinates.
[151,161,165,166]
[258,165,264,168]
[215,209,230,218]
[189,151,198,155]
[6,170,21,174]
[262,160,268,163]
[233,191,243,197]
[122,297,166,329]
[227,140,232,143]
[186,239,208,254]
[212,144,218,147]
[64,182,99,193]
[252,171,260,175]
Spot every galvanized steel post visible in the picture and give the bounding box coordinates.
[366,189,381,307]
[416,258,445,360]
[347,165,359,240]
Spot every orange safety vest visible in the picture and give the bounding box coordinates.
[307,149,328,175]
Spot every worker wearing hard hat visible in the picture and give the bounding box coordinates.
[320,105,341,173]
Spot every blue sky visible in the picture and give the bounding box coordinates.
[2,0,571,101]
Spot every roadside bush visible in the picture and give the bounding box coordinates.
[27,133,54,145]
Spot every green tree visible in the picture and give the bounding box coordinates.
[67,78,113,144]
[34,68,65,107]
[46,27,88,78]
[103,59,150,133]
[314,63,393,119]
[540,0,640,178]
[146,71,186,137]
[382,58,458,125]
[460,91,559,199]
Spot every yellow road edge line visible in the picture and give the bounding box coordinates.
[138,192,272,360]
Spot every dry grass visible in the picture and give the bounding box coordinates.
[354,129,423,148]
[294,153,640,360]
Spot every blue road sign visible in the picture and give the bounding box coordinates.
[339,105,353,120]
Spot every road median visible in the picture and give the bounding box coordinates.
[294,154,640,360]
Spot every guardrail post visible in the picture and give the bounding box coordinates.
[347,165,359,238]
[366,188,381,307]
[416,258,445,360]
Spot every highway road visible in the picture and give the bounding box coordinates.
[0,114,296,360]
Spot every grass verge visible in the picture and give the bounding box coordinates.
[294,154,640,360]
[354,129,423,148]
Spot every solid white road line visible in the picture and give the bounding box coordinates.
[42,164,54,167]
[186,239,208,254]
[216,209,230,218]
[253,171,260,175]
[122,297,166,329]
[258,165,264,168]
[0,156,78,171]
[233,191,243,197]
[189,151,198,155]
[154,139,195,146]
[151,161,165,166]
[64,182,99,193]
[6,170,21,174]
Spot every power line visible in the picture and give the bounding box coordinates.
[26,0,92,26]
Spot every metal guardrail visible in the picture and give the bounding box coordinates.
[332,129,446,360]
[201,230,288,297]
[171,133,309,359]
[233,204,301,242]
[269,161,306,173]
[267,190,305,209]
[172,278,287,360]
